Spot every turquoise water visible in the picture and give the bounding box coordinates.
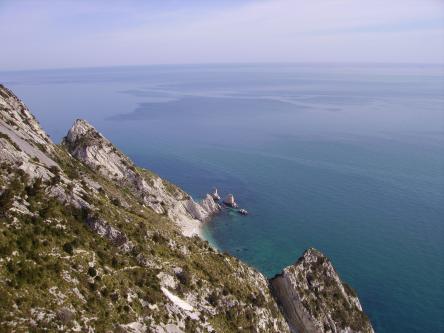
[1,64,443,332]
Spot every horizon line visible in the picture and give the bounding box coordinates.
[1,61,443,73]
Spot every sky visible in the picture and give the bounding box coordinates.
[0,0,443,70]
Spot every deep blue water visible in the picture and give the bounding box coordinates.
[1,64,443,332]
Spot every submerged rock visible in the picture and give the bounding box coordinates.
[270,248,374,333]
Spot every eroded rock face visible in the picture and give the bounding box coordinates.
[0,85,54,155]
[0,84,56,173]
[62,119,220,236]
[270,248,374,333]
[0,84,290,332]
[0,85,89,209]
[86,215,134,252]
[0,85,373,333]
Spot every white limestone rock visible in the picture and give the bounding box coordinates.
[200,194,221,217]
[0,85,89,210]
[210,187,220,201]
[0,84,372,333]
[63,119,220,236]
[0,85,53,149]
[270,248,374,333]
[223,193,238,208]
[86,215,134,252]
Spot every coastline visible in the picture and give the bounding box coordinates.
[199,221,220,250]
[3,61,440,331]
[0,83,376,333]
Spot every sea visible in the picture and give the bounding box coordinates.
[1,63,443,332]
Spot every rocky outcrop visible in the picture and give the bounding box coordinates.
[198,194,221,217]
[0,84,56,173]
[0,84,290,333]
[0,84,89,209]
[62,119,220,236]
[270,248,374,333]
[86,215,134,253]
[0,85,54,155]
[210,187,221,201]
[0,85,373,333]
[223,193,238,208]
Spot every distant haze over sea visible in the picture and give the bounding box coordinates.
[2,63,443,332]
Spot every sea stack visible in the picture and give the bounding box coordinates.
[211,187,221,201]
[223,193,238,208]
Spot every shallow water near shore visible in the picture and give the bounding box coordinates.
[1,63,443,332]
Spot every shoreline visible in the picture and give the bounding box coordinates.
[198,221,220,250]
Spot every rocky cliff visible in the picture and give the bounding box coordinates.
[270,248,374,333]
[0,84,288,332]
[62,118,220,237]
[0,84,372,332]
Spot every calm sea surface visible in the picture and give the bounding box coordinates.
[1,64,443,332]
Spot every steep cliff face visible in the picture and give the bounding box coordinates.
[0,85,89,209]
[270,248,374,333]
[0,85,53,154]
[0,84,290,332]
[62,119,219,237]
[0,84,373,333]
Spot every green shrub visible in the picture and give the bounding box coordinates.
[49,166,60,174]
[176,267,192,287]
[8,176,24,194]
[88,267,97,277]
[101,288,109,297]
[63,242,74,255]
[144,288,163,304]
[111,257,119,268]
[50,174,61,186]
[26,178,42,197]
[343,283,357,298]
[152,232,166,244]
[249,293,266,307]
[66,183,74,192]
[0,241,13,256]
[110,292,119,302]
[0,189,14,214]
[0,132,21,151]
[207,291,218,306]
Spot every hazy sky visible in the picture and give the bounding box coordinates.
[1,0,443,70]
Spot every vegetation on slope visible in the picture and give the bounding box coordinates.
[0,143,287,332]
